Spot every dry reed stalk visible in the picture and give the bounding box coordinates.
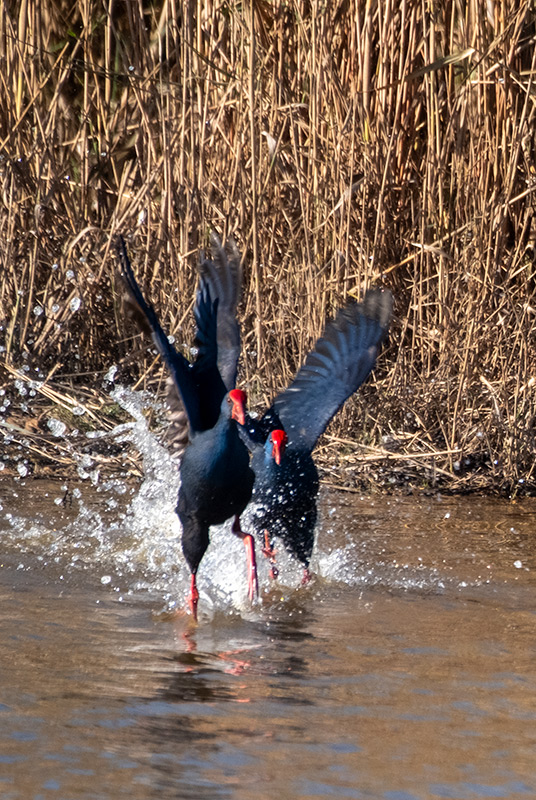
[1,0,536,491]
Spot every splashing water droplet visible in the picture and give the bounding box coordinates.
[47,418,67,437]
[104,365,118,383]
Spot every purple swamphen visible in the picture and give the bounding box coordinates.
[241,288,393,581]
[116,236,259,619]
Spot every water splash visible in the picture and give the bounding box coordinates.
[1,385,479,617]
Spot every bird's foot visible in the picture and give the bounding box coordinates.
[232,516,259,601]
[262,531,277,559]
[262,531,279,579]
[188,574,199,621]
[301,567,311,586]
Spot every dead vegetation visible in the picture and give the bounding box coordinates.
[1,0,536,493]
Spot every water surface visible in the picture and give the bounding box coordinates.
[1,475,535,799]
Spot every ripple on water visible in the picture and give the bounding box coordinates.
[1,387,536,799]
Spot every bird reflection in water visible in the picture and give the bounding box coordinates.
[166,600,315,692]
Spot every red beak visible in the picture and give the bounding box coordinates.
[271,429,288,465]
[229,388,247,426]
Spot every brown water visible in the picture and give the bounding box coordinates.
[1,475,536,800]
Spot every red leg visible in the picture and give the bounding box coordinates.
[243,534,259,601]
[262,530,279,579]
[301,567,311,585]
[232,516,259,601]
[188,573,199,620]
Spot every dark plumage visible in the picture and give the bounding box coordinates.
[164,236,243,460]
[241,288,393,580]
[116,236,256,618]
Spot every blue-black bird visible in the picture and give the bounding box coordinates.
[117,236,261,618]
[240,288,393,581]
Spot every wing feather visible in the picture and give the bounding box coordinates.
[197,234,242,391]
[116,236,226,438]
[272,288,393,451]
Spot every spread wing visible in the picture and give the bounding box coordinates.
[272,288,393,452]
[197,234,242,391]
[116,236,225,438]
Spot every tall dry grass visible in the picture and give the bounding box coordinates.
[1,0,536,491]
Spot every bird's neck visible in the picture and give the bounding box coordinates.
[211,412,237,458]
[263,437,289,470]
[263,437,274,465]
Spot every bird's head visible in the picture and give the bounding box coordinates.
[228,388,247,425]
[269,428,288,465]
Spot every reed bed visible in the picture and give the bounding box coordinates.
[1,0,536,492]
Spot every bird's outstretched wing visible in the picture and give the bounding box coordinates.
[116,236,225,437]
[162,281,226,457]
[197,234,242,392]
[272,288,393,452]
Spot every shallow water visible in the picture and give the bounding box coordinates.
[1,474,536,800]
